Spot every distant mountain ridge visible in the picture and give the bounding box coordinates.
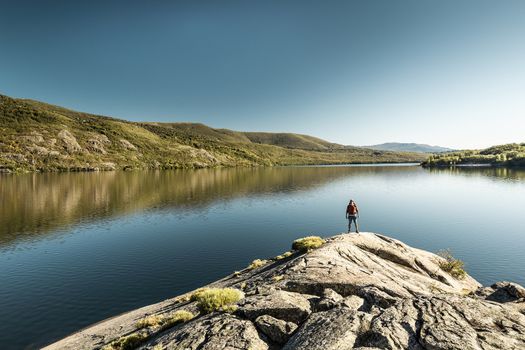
[0,94,425,173]
[364,142,454,153]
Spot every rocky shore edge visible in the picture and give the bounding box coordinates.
[44,232,525,350]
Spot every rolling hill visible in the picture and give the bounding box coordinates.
[0,94,425,173]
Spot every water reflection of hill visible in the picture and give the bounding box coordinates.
[4,165,521,247]
[0,166,417,246]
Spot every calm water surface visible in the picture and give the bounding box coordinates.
[1,165,525,349]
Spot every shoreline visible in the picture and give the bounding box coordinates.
[422,163,525,169]
[0,161,423,175]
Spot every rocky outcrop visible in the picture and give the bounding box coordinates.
[20,131,45,144]
[58,129,83,153]
[44,233,525,350]
[87,134,111,154]
[255,315,298,344]
[119,139,137,151]
[477,281,525,303]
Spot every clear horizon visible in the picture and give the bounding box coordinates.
[2,0,525,149]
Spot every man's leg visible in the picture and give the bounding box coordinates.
[348,218,351,233]
[355,217,359,233]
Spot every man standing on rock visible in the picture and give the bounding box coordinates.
[346,199,359,233]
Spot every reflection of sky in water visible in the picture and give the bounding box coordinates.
[0,165,525,349]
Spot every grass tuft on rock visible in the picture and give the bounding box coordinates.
[190,288,244,313]
[247,259,268,270]
[292,236,325,252]
[274,251,293,260]
[136,310,194,330]
[272,275,284,282]
[437,249,466,279]
[161,310,195,329]
[136,315,164,329]
[104,332,149,350]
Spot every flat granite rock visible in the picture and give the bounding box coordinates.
[140,313,268,350]
[45,232,525,350]
[282,306,372,350]
[238,290,313,323]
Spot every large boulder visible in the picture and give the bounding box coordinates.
[479,281,525,303]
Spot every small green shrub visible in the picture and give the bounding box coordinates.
[437,249,466,279]
[292,236,325,252]
[247,259,268,270]
[190,288,244,313]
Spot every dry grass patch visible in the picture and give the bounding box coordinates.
[292,236,325,252]
[247,259,268,270]
[190,288,244,313]
[136,315,164,329]
[161,310,195,329]
[274,251,293,260]
[272,275,284,282]
[136,310,195,330]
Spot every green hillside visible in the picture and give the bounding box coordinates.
[0,94,425,173]
[422,143,525,167]
[243,132,344,150]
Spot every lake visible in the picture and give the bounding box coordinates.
[1,165,525,349]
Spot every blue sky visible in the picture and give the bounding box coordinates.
[1,0,525,149]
